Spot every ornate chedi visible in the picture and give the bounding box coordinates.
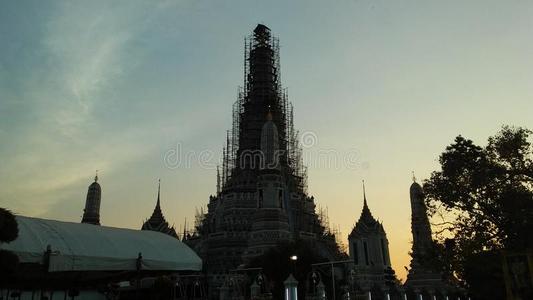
[405,177,450,296]
[185,24,342,296]
[348,182,394,293]
[81,172,102,225]
[141,180,178,238]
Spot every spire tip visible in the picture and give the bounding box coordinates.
[362,180,367,206]
[156,178,161,208]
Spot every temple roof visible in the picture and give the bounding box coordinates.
[349,182,386,238]
[359,200,378,226]
[141,180,177,238]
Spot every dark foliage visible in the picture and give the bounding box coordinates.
[462,251,505,300]
[0,208,19,276]
[423,125,533,298]
[0,208,19,243]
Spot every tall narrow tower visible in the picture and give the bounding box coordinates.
[405,176,448,292]
[409,178,434,262]
[81,172,101,225]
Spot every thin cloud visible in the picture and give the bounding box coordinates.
[0,2,175,216]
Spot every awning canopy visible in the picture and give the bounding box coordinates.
[1,216,202,272]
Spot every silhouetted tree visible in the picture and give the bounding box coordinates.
[423,125,533,298]
[0,208,19,275]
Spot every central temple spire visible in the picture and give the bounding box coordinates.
[249,24,276,100]
[189,26,341,297]
[236,23,288,172]
[217,24,306,192]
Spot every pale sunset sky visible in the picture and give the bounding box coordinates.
[1,0,533,281]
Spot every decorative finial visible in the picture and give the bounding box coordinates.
[94,170,98,182]
[156,178,161,208]
[412,171,416,183]
[183,217,187,241]
[362,180,367,206]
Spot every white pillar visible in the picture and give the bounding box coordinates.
[386,293,391,300]
[368,290,372,300]
[284,274,298,300]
